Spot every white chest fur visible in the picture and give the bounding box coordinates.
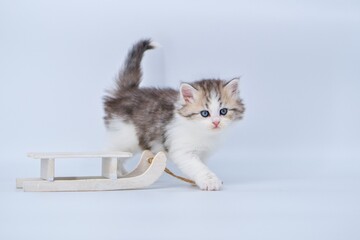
[165,114,222,155]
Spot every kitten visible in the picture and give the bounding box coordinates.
[103,39,244,190]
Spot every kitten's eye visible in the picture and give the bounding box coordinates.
[220,108,228,116]
[200,110,210,117]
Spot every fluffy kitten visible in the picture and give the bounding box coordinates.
[103,39,244,190]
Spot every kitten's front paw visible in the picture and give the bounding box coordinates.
[195,172,223,191]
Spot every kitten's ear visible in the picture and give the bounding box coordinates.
[224,78,240,96]
[180,83,198,104]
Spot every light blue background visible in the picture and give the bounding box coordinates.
[1,1,359,239]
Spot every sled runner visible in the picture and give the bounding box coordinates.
[16,150,166,192]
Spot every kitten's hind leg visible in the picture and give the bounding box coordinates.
[105,120,141,177]
[116,157,129,176]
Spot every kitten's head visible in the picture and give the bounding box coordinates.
[178,78,245,132]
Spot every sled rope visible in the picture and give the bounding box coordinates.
[148,157,195,185]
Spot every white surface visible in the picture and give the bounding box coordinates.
[1,0,360,239]
[2,177,360,240]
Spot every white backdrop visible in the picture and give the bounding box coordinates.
[1,1,359,239]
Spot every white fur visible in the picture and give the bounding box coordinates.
[149,41,161,49]
[106,119,141,152]
[105,119,141,176]
[165,113,224,190]
[164,93,235,190]
[149,140,166,153]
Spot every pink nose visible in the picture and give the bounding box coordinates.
[212,120,220,127]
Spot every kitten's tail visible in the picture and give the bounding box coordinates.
[116,39,155,90]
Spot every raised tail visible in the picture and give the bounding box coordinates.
[116,39,155,90]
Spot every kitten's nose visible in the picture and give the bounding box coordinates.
[212,120,220,128]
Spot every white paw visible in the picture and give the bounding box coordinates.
[195,172,223,191]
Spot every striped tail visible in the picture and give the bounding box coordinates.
[116,39,155,90]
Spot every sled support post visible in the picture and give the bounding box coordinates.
[41,158,54,181]
[102,157,117,180]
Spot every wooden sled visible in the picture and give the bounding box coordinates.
[16,150,166,192]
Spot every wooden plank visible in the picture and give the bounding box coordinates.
[102,157,117,180]
[17,176,108,189]
[16,178,42,189]
[27,152,132,159]
[41,158,54,181]
[21,152,167,192]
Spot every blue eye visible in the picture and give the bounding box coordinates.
[220,108,228,116]
[200,110,210,117]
